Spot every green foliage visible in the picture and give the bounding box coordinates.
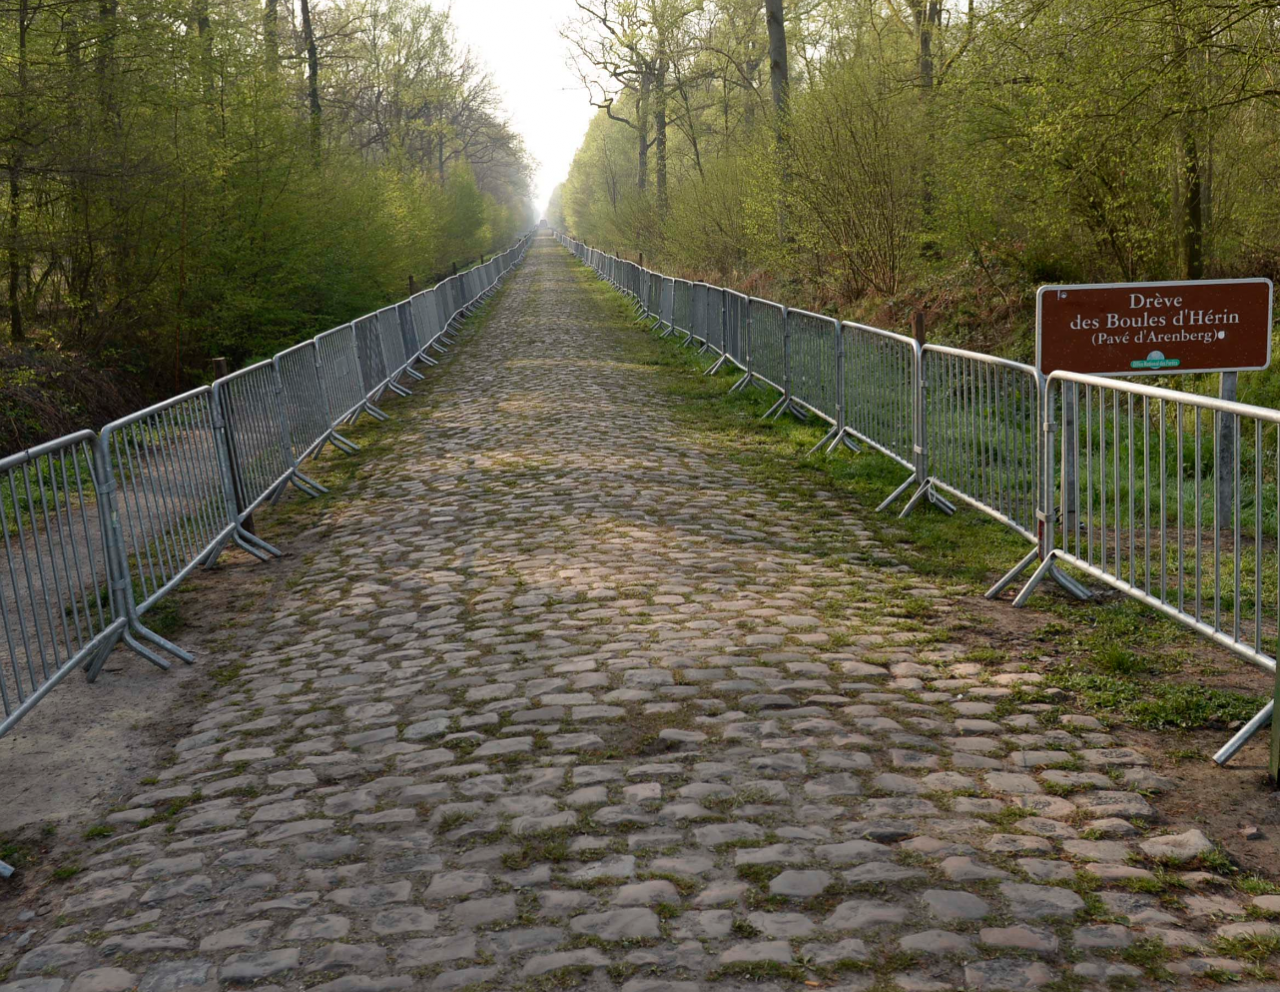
[1050,669,1265,730]
[0,0,536,407]
[558,0,1280,337]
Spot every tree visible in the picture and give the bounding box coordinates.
[0,0,536,386]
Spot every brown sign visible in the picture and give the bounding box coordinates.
[1036,278,1273,376]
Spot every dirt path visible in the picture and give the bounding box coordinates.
[0,234,1275,992]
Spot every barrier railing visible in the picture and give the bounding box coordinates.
[723,290,748,373]
[691,283,708,347]
[787,308,840,443]
[748,299,787,404]
[670,280,694,342]
[1022,370,1280,762]
[919,346,1041,541]
[275,341,341,461]
[314,324,368,434]
[409,291,440,367]
[840,323,918,475]
[353,313,392,416]
[214,360,326,521]
[0,232,530,760]
[0,432,122,737]
[100,388,259,671]
[555,230,1280,767]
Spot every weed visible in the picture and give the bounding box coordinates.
[708,961,808,982]
[1121,936,1172,975]
[1214,932,1280,964]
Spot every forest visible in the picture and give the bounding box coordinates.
[0,0,536,446]
[551,0,1280,389]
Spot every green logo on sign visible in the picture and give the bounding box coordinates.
[1131,351,1181,370]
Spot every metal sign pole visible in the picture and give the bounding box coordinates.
[1218,370,1237,531]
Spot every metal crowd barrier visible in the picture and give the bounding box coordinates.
[787,309,840,446]
[748,299,787,406]
[1022,371,1280,762]
[353,314,392,418]
[275,341,346,461]
[914,346,1040,539]
[670,281,694,341]
[0,432,122,737]
[554,230,1280,766]
[100,388,263,671]
[314,324,368,434]
[0,232,531,759]
[214,360,327,526]
[691,284,708,346]
[839,322,918,477]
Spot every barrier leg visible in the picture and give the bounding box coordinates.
[120,630,172,670]
[807,424,841,456]
[1272,662,1280,782]
[782,400,810,421]
[986,547,1040,600]
[403,367,426,382]
[232,531,273,562]
[238,527,282,558]
[120,616,190,670]
[826,430,860,455]
[290,472,328,498]
[312,432,358,459]
[704,355,728,377]
[1049,566,1092,601]
[1011,551,1061,607]
[131,618,194,664]
[387,382,412,398]
[0,859,12,879]
[82,633,120,681]
[1213,701,1272,766]
[729,372,755,394]
[897,479,955,519]
[875,474,917,513]
[327,432,359,456]
[761,395,787,421]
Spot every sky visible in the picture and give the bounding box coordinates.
[448,0,599,217]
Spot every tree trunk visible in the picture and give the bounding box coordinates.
[264,0,279,71]
[299,0,321,159]
[637,71,651,193]
[764,0,789,239]
[7,0,29,343]
[7,171,21,344]
[764,0,789,121]
[655,60,668,215]
[96,0,117,115]
[1182,126,1203,279]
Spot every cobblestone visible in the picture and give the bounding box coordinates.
[0,236,1268,991]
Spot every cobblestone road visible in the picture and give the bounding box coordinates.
[3,235,1274,992]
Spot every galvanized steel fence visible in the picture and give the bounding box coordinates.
[557,231,1280,766]
[0,235,530,752]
